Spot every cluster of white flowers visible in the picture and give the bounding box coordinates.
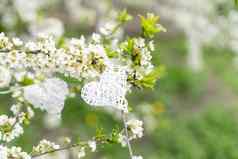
[0,115,23,142]
[0,101,34,144]
[77,147,86,159]
[0,11,162,159]
[60,138,97,159]
[0,146,30,159]
[100,22,117,36]
[126,119,144,139]
[87,140,97,152]
[133,38,155,77]
[118,119,144,148]
[0,32,113,80]
[0,21,156,115]
[32,139,60,155]
[75,140,96,159]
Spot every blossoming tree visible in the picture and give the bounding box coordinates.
[0,10,165,159]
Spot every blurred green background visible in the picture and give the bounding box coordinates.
[1,0,238,158]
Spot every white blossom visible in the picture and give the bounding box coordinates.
[77,147,86,158]
[99,22,117,36]
[33,139,60,154]
[25,42,39,52]
[0,146,30,159]
[0,115,24,142]
[8,146,31,159]
[148,40,155,51]
[92,33,101,43]
[10,104,21,115]
[70,36,86,49]
[118,133,127,147]
[88,140,97,152]
[132,155,143,159]
[0,145,8,159]
[126,119,144,138]
[27,106,35,118]
[0,13,160,158]
[12,38,23,47]
[0,32,13,50]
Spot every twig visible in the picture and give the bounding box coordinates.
[122,111,134,159]
[31,138,109,158]
[0,86,24,95]
[31,143,84,158]
[31,112,134,159]
[0,89,14,94]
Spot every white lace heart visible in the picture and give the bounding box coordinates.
[24,78,69,114]
[81,68,128,111]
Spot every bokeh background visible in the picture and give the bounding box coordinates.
[1,0,238,158]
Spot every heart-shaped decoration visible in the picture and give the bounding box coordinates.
[81,68,128,111]
[24,78,69,114]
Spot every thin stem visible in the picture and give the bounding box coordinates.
[0,89,14,94]
[31,143,84,158]
[0,49,42,54]
[0,86,25,95]
[31,138,108,158]
[122,111,134,159]
[31,113,134,159]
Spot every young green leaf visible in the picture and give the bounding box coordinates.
[117,9,133,23]
[136,65,166,89]
[140,13,166,38]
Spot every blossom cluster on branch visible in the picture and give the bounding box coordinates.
[0,10,165,159]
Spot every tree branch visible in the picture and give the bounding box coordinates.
[122,112,134,159]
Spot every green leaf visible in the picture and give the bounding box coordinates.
[19,76,34,86]
[117,9,133,23]
[140,13,166,38]
[105,46,118,58]
[120,38,135,55]
[110,127,120,143]
[56,36,66,48]
[136,65,166,89]
[95,127,107,141]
